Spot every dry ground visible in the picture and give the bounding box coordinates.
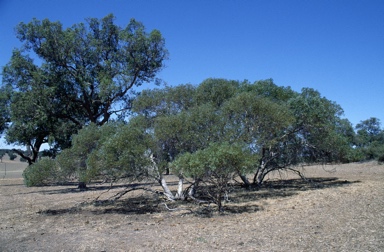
[0,160,383,251]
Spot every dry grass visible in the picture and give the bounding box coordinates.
[0,154,28,179]
[0,161,383,251]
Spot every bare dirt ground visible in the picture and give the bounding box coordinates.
[0,161,383,251]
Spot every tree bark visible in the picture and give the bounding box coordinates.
[175,177,185,200]
[159,177,175,201]
[239,173,251,188]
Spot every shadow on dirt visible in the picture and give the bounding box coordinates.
[18,181,158,195]
[232,177,360,202]
[38,194,162,216]
[37,177,360,217]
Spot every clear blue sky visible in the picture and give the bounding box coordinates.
[0,0,383,148]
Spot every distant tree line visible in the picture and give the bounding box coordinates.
[0,149,30,162]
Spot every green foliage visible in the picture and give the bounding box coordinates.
[172,142,256,211]
[55,123,117,184]
[221,91,293,145]
[133,84,197,118]
[133,78,354,188]
[195,78,239,107]
[172,142,255,178]
[53,120,153,185]
[22,77,363,214]
[23,158,60,186]
[1,14,168,163]
[354,117,384,161]
[0,85,12,133]
[242,78,296,103]
[88,121,152,181]
[286,88,346,162]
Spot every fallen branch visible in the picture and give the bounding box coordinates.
[287,167,308,181]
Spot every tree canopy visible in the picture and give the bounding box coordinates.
[1,14,168,164]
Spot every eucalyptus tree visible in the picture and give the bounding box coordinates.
[133,79,353,205]
[1,14,168,163]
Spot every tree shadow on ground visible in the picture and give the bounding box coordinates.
[0,182,25,186]
[37,177,360,217]
[19,181,157,195]
[25,177,181,195]
[224,177,360,214]
[38,194,163,216]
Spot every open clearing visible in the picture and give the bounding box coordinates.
[0,161,383,251]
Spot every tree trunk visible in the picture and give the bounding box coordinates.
[217,190,223,212]
[188,178,201,198]
[13,139,43,166]
[159,177,175,201]
[253,151,267,185]
[239,173,251,188]
[175,177,185,200]
[78,182,87,190]
[150,153,175,200]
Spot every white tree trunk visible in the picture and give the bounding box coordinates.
[159,176,176,201]
[175,177,185,200]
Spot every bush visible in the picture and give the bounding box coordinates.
[8,152,17,160]
[23,159,60,186]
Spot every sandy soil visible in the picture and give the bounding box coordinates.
[0,161,383,251]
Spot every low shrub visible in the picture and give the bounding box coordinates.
[23,158,60,186]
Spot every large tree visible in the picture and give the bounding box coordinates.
[134,79,352,189]
[1,14,168,163]
[130,79,353,209]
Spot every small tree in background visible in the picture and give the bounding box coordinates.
[7,151,17,161]
[354,117,384,161]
